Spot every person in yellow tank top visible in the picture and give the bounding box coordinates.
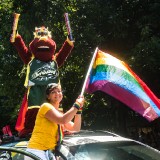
[25,83,84,160]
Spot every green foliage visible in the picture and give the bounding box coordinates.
[0,0,160,134]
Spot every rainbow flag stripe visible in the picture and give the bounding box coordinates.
[85,49,160,121]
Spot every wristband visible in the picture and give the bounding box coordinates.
[75,101,81,106]
[66,37,74,46]
[73,102,80,110]
[76,110,82,114]
[76,107,82,114]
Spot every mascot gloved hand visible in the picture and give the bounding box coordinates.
[10,13,74,138]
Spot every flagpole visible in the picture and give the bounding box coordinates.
[80,47,98,96]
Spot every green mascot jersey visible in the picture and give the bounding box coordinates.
[25,58,59,107]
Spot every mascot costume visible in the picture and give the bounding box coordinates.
[10,13,74,138]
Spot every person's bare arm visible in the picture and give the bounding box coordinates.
[64,114,81,132]
[45,96,84,125]
[45,106,78,124]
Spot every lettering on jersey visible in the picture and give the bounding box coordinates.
[30,60,58,83]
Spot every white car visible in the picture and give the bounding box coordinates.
[0,130,160,160]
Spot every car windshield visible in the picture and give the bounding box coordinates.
[66,141,160,160]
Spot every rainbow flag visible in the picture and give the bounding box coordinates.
[85,49,160,121]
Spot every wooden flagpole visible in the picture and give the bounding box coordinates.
[80,47,98,96]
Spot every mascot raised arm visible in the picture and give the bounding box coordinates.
[10,13,74,138]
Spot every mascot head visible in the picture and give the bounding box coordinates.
[29,26,56,62]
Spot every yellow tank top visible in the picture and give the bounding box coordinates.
[27,103,58,150]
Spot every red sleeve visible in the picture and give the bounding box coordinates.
[12,35,32,64]
[56,40,74,67]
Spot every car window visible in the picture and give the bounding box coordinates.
[59,141,160,160]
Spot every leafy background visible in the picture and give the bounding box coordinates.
[0,0,160,148]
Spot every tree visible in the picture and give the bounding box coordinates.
[0,0,160,137]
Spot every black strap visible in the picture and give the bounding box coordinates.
[55,125,62,156]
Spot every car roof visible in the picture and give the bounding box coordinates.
[0,130,156,150]
[63,130,133,146]
[65,130,123,137]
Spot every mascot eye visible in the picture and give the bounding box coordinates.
[37,31,48,36]
[37,32,41,36]
[44,31,48,35]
